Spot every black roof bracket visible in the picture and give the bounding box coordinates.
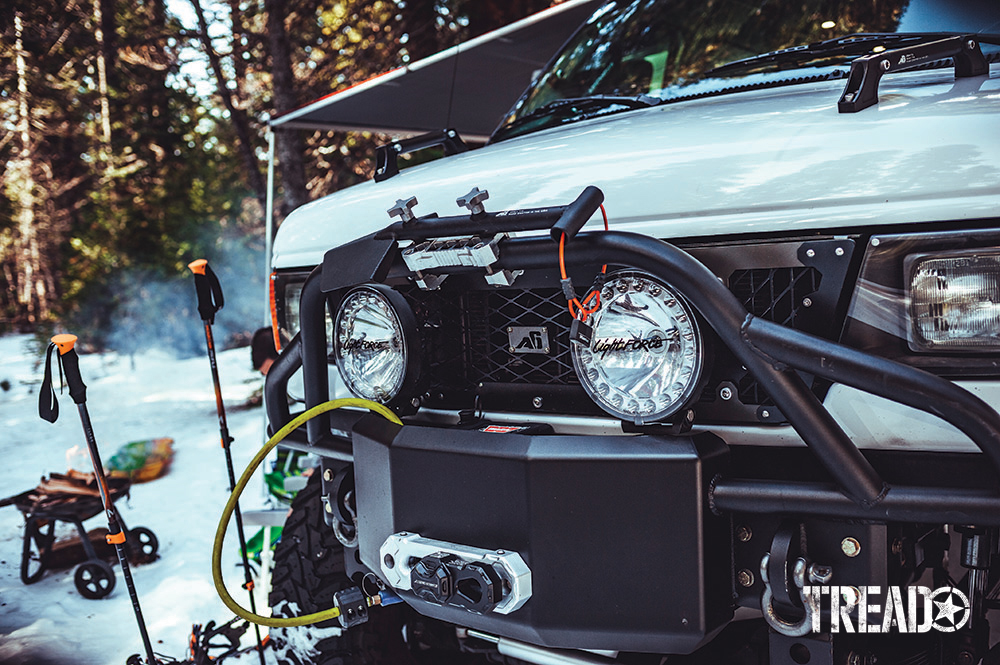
[373,129,468,182]
[838,34,988,113]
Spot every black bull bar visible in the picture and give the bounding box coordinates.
[266,229,1000,525]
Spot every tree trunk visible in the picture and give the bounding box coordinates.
[266,0,309,215]
[189,0,266,207]
[230,0,247,92]
[148,0,170,138]
[9,12,47,325]
[94,0,113,163]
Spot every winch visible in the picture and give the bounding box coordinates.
[379,532,531,615]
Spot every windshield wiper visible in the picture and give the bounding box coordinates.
[496,94,661,140]
[706,32,967,77]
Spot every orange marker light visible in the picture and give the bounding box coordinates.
[188,259,208,275]
[269,272,283,353]
[51,334,78,355]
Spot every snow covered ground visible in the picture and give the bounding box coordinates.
[0,333,280,665]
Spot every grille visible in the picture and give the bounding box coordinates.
[404,287,470,395]
[728,267,823,407]
[403,287,577,397]
[729,267,821,328]
[468,289,577,385]
[402,265,825,409]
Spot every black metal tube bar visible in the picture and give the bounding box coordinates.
[277,409,361,461]
[294,225,1000,509]
[712,478,1000,525]
[279,433,354,462]
[299,267,330,444]
[550,185,604,241]
[743,317,1000,479]
[375,206,567,241]
[264,332,301,435]
[374,186,617,241]
[497,231,888,507]
[272,198,1000,530]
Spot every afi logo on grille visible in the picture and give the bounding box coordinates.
[508,326,550,355]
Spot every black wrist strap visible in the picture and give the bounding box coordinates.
[38,343,61,423]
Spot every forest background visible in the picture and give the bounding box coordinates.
[0,0,555,353]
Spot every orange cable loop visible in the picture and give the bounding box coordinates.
[559,204,611,322]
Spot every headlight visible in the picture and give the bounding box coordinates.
[334,285,419,403]
[571,272,703,424]
[283,281,305,339]
[906,250,1000,352]
[271,274,333,354]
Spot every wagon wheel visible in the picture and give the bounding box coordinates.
[74,559,116,599]
[126,526,159,564]
[20,517,55,584]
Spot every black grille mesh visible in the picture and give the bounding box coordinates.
[729,267,822,406]
[729,267,821,328]
[470,289,577,385]
[404,287,469,395]
[402,266,822,406]
[403,287,577,396]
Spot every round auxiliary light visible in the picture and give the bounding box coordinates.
[334,285,418,404]
[571,271,703,424]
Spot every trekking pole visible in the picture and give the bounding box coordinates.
[188,259,267,665]
[38,334,160,665]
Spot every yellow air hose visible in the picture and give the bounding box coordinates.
[212,398,402,627]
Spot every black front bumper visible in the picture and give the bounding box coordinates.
[350,415,732,654]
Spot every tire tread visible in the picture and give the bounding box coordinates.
[268,471,413,665]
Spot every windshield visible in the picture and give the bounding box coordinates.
[492,0,1000,141]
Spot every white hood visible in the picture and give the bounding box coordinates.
[273,65,1000,269]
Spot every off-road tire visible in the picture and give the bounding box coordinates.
[268,470,417,665]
